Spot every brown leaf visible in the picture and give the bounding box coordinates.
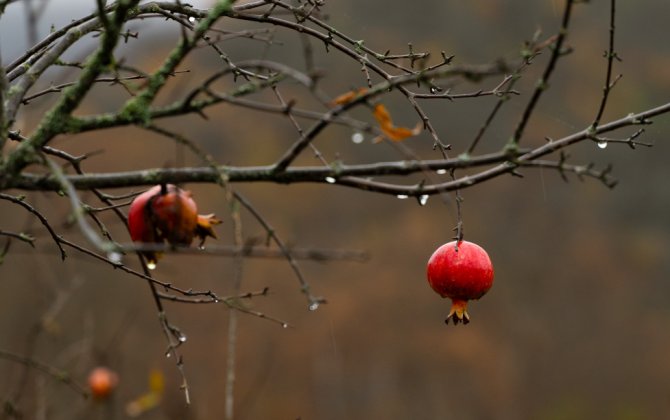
[373,103,422,142]
[330,87,368,107]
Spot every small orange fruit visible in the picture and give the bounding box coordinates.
[88,366,119,400]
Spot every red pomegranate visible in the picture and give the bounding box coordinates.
[128,184,221,267]
[427,240,494,325]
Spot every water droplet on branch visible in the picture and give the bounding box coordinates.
[436,169,447,175]
[308,302,320,311]
[396,194,409,200]
[107,252,122,264]
[351,132,364,144]
[419,195,429,206]
[325,177,336,184]
[147,261,157,270]
[597,140,608,149]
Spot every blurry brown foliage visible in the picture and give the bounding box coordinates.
[1,1,670,419]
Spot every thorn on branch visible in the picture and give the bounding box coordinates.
[591,128,652,149]
[323,31,333,52]
[121,30,139,43]
[440,51,455,65]
[283,99,297,114]
[558,151,569,182]
[0,231,36,247]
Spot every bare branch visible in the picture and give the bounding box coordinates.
[9,150,518,191]
[510,0,576,146]
[234,191,325,309]
[591,0,620,130]
[45,158,117,254]
[3,0,142,178]
[0,193,66,259]
[0,230,35,246]
[0,349,88,398]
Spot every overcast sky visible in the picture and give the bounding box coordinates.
[0,0,214,63]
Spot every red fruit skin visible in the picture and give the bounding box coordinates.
[149,186,198,245]
[128,185,161,245]
[127,185,204,265]
[88,366,119,400]
[427,240,494,324]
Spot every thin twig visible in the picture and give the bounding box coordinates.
[591,0,619,130]
[510,0,575,146]
[0,193,66,259]
[225,198,244,420]
[233,191,325,309]
[0,349,88,398]
[45,158,117,253]
[0,230,35,246]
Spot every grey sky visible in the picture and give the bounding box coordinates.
[0,0,213,62]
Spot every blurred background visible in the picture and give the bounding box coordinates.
[1,1,669,419]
